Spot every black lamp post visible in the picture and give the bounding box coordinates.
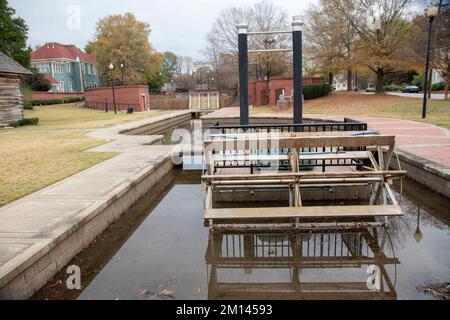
[109,63,117,114]
[422,5,439,119]
[120,62,125,85]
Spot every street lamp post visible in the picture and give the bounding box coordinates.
[109,63,117,114]
[120,62,125,85]
[422,5,439,119]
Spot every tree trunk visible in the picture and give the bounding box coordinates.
[375,69,384,93]
[445,74,449,100]
[347,68,353,91]
[328,73,334,86]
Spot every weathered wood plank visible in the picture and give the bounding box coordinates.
[205,205,404,220]
[205,135,396,151]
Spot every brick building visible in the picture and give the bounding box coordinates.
[248,77,324,106]
[84,85,150,112]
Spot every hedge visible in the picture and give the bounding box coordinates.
[432,82,445,91]
[303,84,332,100]
[383,85,403,91]
[30,97,85,106]
[9,118,39,128]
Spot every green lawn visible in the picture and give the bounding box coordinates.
[0,104,169,206]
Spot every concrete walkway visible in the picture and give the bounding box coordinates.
[0,111,190,299]
[387,92,448,100]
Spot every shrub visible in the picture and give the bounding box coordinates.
[383,85,403,91]
[30,97,85,106]
[9,118,39,128]
[24,68,52,92]
[431,82,445,91]
[23,101,34,110]
[303,84,332,100]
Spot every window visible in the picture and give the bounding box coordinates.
[81,63,85,74]
[66,62,71,73]
[93,66,97,76]
[54,63,64,74]
[93,82,97,88]
[88,64,92,75]
[68,81,73,92]
[89,82,92,88]
[84,81,87,89]
[35,64,50,73]
[60,81,64,92]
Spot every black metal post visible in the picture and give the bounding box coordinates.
[238,24,249,126]
[105,97,108,113]
[292,18,303,129]
[422,15,434,119]
[110,69,117,114]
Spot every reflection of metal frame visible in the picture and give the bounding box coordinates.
[205,228,398,300]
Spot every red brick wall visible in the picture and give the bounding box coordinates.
[84,85,150,112]
[31,92,84,100]
[249,77,324,106]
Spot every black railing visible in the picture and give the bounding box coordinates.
[209,120,369,173]
[209,120,368,134]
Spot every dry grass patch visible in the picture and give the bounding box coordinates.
[0,104,170,206]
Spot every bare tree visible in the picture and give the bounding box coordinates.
[204,0,291,87]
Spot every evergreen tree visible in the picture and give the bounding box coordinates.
[0,0,31,68]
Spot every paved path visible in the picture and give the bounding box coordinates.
[387,92,447,100]
[0,111,189,296]
[204,107,450,168]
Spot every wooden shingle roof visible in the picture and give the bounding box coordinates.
[0,51,32,75]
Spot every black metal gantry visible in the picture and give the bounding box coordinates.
[237,16,304,127]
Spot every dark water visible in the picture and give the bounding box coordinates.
[78,176,450,300]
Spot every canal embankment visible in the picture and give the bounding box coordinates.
[0,111,192,299]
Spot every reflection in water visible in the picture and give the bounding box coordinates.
[206,228,398,300]
[414,209,423,243]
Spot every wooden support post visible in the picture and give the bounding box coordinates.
[377,146,385,171]
[384,182,398,206]
[290,149,302,207]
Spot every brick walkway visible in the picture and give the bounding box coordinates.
[205,107,450,167]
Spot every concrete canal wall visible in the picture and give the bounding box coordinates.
[0,111,192,299]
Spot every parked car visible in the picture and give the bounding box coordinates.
[366,87,376,93]
[402,85,420,93]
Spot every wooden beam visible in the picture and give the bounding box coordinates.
[202,170,407,181]
[205,135,396,151]
[205,205,404,220]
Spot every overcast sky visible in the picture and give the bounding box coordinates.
[9,0,314,59]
